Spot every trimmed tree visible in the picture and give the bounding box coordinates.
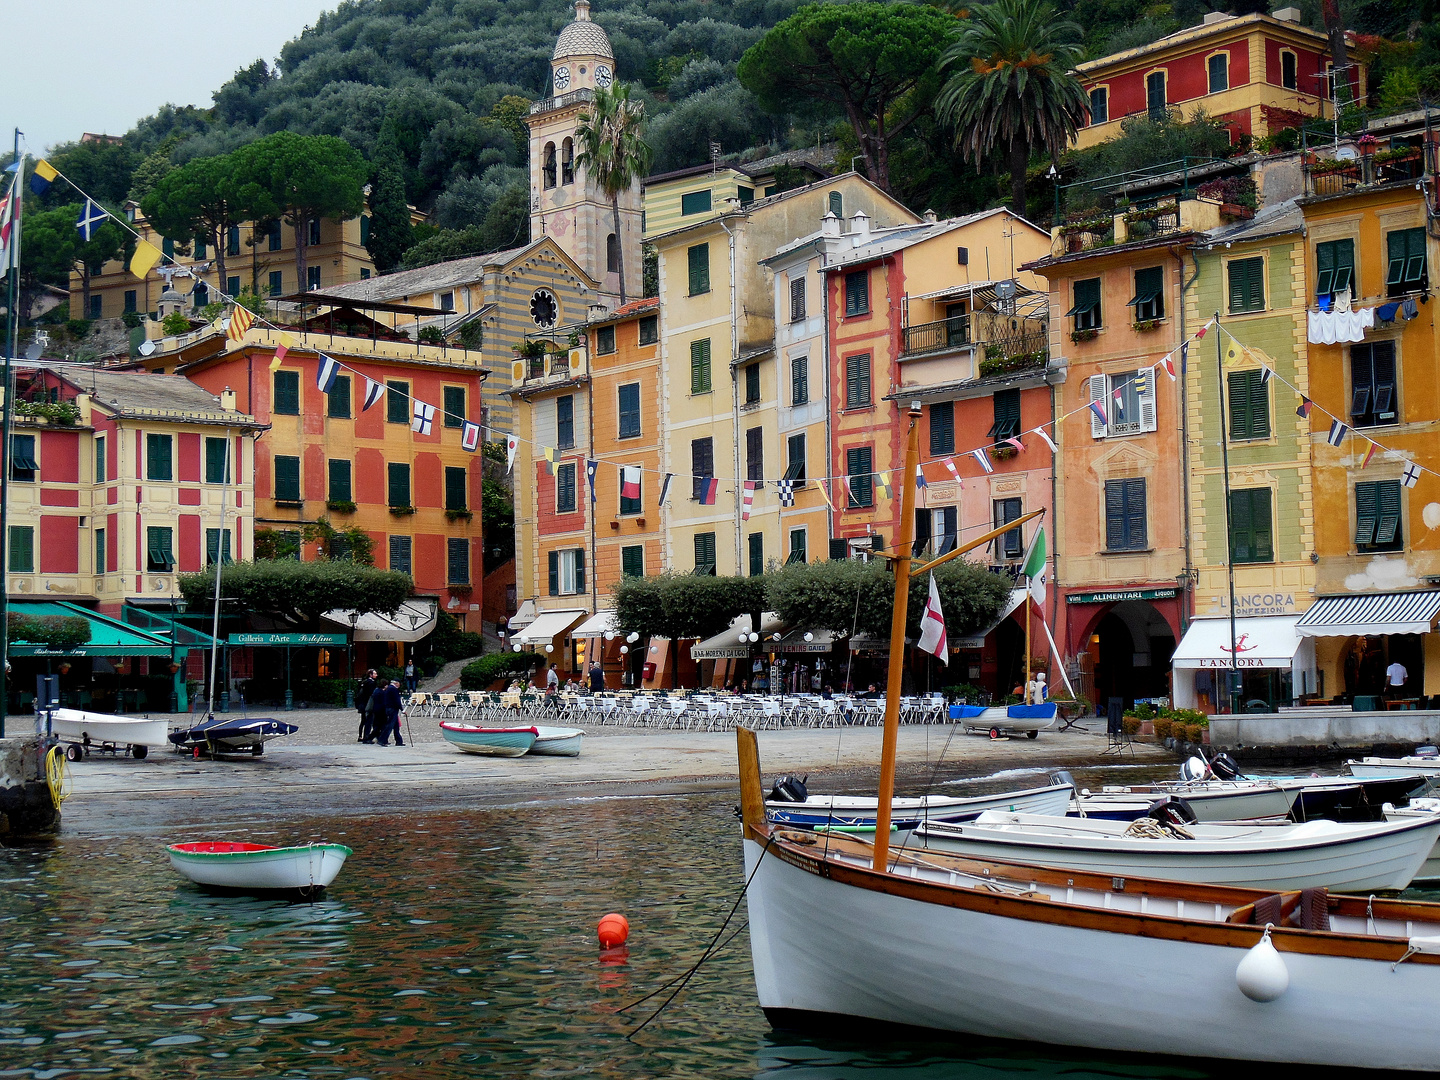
[177,559,413,629]
[574,83,652,306]
[737,2,956,193]
[936,0,1090,214]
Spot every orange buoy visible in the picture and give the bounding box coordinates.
[597,912,629,948]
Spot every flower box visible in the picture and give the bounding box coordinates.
[1070,328,1099,344]
[326,500,357,514]
[1132,319,1162,333]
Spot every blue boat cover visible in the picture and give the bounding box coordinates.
[948,705,990,719]
[1007,703,1057,720]
[169,717,299,745]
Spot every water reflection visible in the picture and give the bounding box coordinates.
[0,784,1412,1079]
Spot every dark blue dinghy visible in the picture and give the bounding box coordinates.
[169,716,298,756]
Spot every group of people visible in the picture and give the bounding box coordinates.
[355,670,407,746]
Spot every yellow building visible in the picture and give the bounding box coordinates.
[650,173,915,587]
[642,153,830,240]
[1294,135,1440,705]
[70,203,378,322]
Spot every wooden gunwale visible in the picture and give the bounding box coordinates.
[749,821,1440,963]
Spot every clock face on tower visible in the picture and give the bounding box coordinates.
[553,65,571,91]
[530,289,559,328]
[595,64,613,88]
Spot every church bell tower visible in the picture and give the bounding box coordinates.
[526,0,642,304]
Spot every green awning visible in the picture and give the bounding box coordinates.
[7,601,180,657]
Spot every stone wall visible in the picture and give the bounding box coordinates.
[0,737,61,838]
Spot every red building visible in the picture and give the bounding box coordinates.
[1073,10,1362,151]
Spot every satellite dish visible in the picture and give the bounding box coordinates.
[24,341,42,360]
[994,279,1017,300]
[138,340,156,356]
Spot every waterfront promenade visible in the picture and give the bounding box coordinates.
[47,709,1169,833]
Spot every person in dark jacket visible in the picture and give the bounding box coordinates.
[356,670,378,743]
[377,679,405,746]
[588,660,604,693]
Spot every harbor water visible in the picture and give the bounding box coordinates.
[0,763,1423,1078]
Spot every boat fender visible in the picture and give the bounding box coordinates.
[1236,925,1289,1002]
[1209,753,1243,781]
[769,775,809,803]
[1146,796,1198,826]
[1049,770,1076,790]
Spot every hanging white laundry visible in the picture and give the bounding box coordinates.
[1334,286,1353,313]
[1308,308,1332,345]
[1358,306,1375,332]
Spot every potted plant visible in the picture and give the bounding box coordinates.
[1070,328,1099,343]
[1132,318,1162,332]
[992,444,1018,461]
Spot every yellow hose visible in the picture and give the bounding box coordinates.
[44,746,71,810]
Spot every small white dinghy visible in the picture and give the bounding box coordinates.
[166,841,352,894]
[49,707,168,760]
[529,726,584,756]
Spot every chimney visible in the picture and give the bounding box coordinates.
[221,387,237,411]
[821,211,842,237]
[848,210,871,244]
[922,208,938,223]
[1272,6,1301,22]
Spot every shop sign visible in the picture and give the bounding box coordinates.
[1196,657,1270,668]
[1230,593,1297,617]
[229,633,348,646]
[1066,588,1177,605]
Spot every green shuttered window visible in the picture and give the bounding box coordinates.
[1386,227,1428,296]
[845,354,871,410]
[328,459,352,503]
[1069,277,1101,330]
[205,437,230,483]
[443,385,465,428]
[273,455,301,502]
[388,462,411,508]
[1227,257,1264,313]
[1350,341,1397,427]
[1104,478,1146,551]
[1315,239,1354,299]
[844,270,869,316]
[1227,370,1270,440]
[9,526,34,572]
[1229,487,1273,563]
[846,446,873,507]
[618,383,641,438]
[273,370,300,415]
[690,339,711,394]
[448,538,471,585]
[688,243,710,296]
[146,526,174,571]
[693,533,716,576]
[445,466,468,512]
[621,545,644,578]
[146,434,172,481]
[930,401,955,455]
[1355,480,1403,552]
[387,380,409,424]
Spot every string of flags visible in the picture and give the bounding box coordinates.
[27,155,1439,507]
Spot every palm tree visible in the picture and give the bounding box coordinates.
[574,83,652,306]
[936,0,1089,215]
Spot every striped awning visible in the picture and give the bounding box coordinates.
[1296,591,1440,637]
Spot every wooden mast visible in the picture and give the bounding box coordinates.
[873,403,923,872]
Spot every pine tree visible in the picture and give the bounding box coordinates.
[366,133,412,274]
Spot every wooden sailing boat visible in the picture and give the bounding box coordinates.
[736,404,1440,1071]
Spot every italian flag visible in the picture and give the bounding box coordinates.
[1021,525,1047,606]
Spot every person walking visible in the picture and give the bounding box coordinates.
[588,660,605,693]
[356,669,378,743]
[377,679,406,746]
[1386,657,1409,702]
[404,660,417,693]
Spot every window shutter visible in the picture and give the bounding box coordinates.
[790,277,806,321]
[791,353,808,405]
[1334,239,1354,293]
[575,548,586,593]
[1355,482,1379,546]
[388,462,410,507]
[845,271,868,315]
[548,551,560,596]
[688,243,709,295]
[1229,489,1253,562]
[748,532,763,576]
[1253,488,1273,561]
[1316,241,1335,296]
[274,456,300,501]
[1373,342,1397,420]
[1250,371,1271,438]
[1376,481,1402,545]
[1227,370,1251,439]
[1104,481,1125,550]
[691,338,711,393]
[747,427,763,481]
[1137,373,1158,433]
[622,546,644,577]
[930,401,955,455]
[1126,479,1147,549]
[1089,375,1108,438]
[446,466,467,511]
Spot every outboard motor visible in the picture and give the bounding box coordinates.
[1209,753,1243,781]
[1179,756,1210,782]
[1147,795,1199,826]
[1049,770,1077,790]
[768,774,809,803]
[1416,746,1440,760]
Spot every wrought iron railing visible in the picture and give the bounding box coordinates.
[902,316,971,356]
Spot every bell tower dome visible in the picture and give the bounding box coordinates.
[526,0,638,304]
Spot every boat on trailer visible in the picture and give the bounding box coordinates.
[166,841,351,893]
[168,716,298,756]
[949,702,1056,739]
[48,708,168,761]
[766,781,1073,831]
[740,728,1440,1071]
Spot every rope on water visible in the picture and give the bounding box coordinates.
[623,833,774,1039]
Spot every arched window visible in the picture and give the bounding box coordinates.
[543,143,557,189]
[606,233,619,273]
[561,138,574,185]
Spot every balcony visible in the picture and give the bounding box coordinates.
[901,316,972,357]
[1304,145,1429,197]
[510,336,588,395]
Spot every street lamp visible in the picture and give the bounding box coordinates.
[168,596,188,713]
[345,611,360,708]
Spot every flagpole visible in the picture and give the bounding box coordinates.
[1216,310,1241,715]
[0,130,21,736]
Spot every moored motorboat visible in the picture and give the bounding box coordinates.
[48,708,168,761]
[1072,782,1294,822]
[1386,797,1440,883]
[529,726,584,757]
[166,841,351,893]
[767,781,1073,830]
[168,716,298,756]
[438,722,538,757]
[911,810,1440,892]
[1348,754,1440,782]
[739,728,1440,1071]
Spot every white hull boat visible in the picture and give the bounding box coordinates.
[1349,756,1440,781]
[166,841,351,892]
[767,783,1073,830]
[912,811,1440,892]
[1387,798,1440,883]
[529,726,584,756]
[738,728,1440,1071]
[1072,783,1294,822]
[49,708,169,760]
